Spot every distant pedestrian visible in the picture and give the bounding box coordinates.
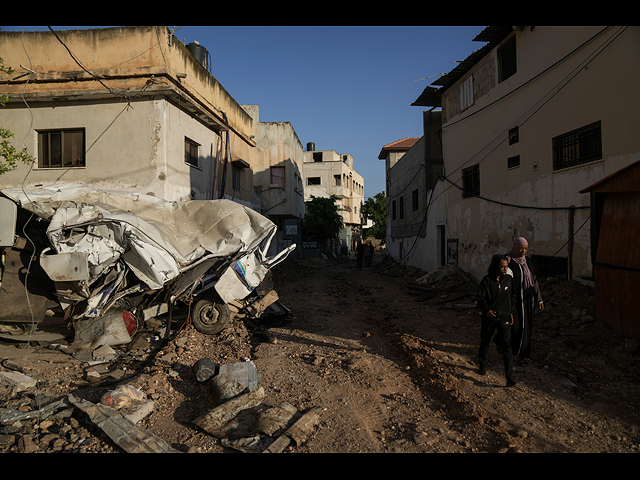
[364,242,374,267]
[477,254,517,387]
[356,241,365,270]
[506,237,544,365]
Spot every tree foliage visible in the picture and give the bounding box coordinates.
[1,58,35,174]
[301,195,344,242]
[362,192,387,244]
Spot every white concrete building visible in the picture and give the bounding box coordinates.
[412,26,640,282]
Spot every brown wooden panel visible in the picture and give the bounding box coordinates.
[595,265,640,340]
[596,192,640,269]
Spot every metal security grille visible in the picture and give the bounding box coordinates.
[552,121,602,170]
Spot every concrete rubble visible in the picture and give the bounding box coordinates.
[0,183,307,453]
[191,359,324,453]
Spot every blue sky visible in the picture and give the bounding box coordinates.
[3,25,486,200]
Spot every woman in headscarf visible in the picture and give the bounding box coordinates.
[506,237,544,364]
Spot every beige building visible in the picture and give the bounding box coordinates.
[380,112,445,271]
[303,145,365,250]
[242,104,305,256]
[413,26,640,283]
[0,26,255,205]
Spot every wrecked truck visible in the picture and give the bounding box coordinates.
[0,184,295,347]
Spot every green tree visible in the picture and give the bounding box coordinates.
[362,192,387,245]
[301,195,344,243]
[1,58,35,174]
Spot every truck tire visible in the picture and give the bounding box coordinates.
[192,298,231,335]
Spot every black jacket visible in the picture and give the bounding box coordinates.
[477,274,516,321]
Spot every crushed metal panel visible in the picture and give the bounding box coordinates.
[40,248,90,282]
[1,184,297,335]
[0,197,17,247]
[2,184,282,288]
[0,245,57,323]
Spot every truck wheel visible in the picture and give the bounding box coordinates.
[192,298,231,335]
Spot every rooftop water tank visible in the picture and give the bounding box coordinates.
[186,41,209,71]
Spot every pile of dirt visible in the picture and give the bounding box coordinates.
[1,252,640,453]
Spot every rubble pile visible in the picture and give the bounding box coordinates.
[0,183,306,453]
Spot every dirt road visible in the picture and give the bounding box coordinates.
[1,251,640,452]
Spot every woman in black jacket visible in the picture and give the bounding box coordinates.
[477,254,517,387]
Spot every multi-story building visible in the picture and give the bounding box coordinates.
[380,112,445,271]
[412,26,640,283]
[0,26,255,205]
[303,145,365,252]
[242,104,305,257]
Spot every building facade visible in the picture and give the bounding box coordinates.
[0,26,255,205]
[381,112,445,272]
[303,145,365,251]
[242,104,305,257]
[413,26,640,282]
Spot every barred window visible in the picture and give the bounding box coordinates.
[552,121,602,171]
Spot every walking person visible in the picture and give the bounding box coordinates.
[477,254,517,387]
[356,241,365,270]
[364,242,374,267]
[506,237,544,364]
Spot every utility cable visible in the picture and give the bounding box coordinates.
[443,26,627,180]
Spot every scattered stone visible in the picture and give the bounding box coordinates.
[0,371,37,392]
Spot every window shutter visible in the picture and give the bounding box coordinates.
[460,75,474,110]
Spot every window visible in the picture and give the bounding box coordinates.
[392,200,397,220]
[460,75,474,111]
[552,121,602,171]
[271,166,285,187]
[462,164,480,198]
[313,152,323,162]
[307,177,321,186]
[334,174,341,186]
[508,155,520,169]
[185,137,200,167]
[37,129,85,168]
[412,189,419,211]
[399,196,404,219]
[509,126,519,145]
[498,35,517,83]
[232,164,242,191]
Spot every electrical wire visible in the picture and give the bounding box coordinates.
[47,26,131,105]
[444,26,628,180]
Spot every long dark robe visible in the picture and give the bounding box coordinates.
[508,256,543,359]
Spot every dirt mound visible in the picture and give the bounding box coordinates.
[1,252,639,452]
